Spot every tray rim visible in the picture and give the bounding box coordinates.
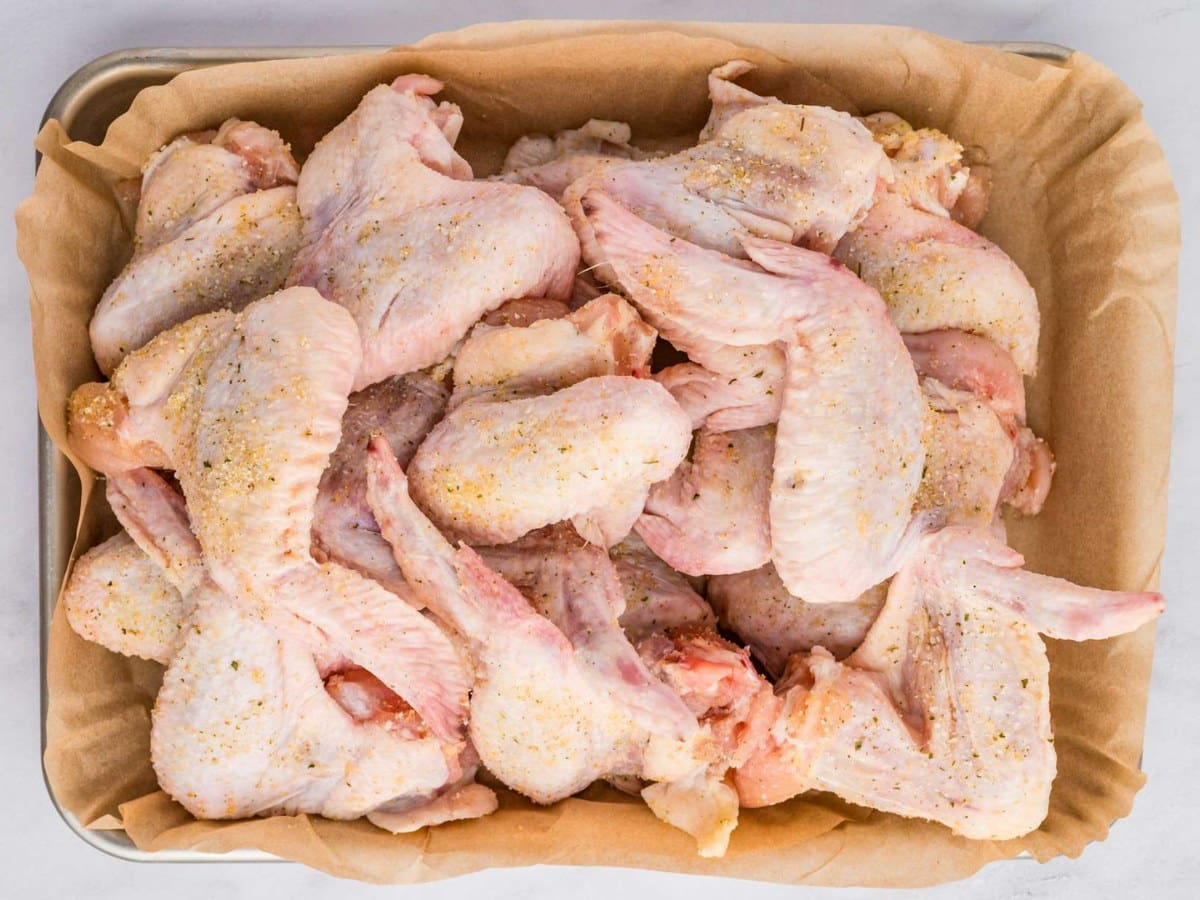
[36,38,1073,866]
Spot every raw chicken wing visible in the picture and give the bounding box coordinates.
[476,526,698,737]
[367,438,706,805]
[289,75,580,388]
[861,112,991,228]
[90,119,302,374]
[407,375,692,547]
[63,531,186,663]
[696,60,776,139]
[835,193,1040,373]
[734,527,1164,839]
[560,100,884,256]
[103,469,490,829]
[917,379,1015,529]
[500,118,656,189]
[578,191,925,603]
[507,61,887,256]
[860,113,966,219]
[904,328,1025,422]
[68,288,469,743]
[450,293,655,407]
[907,329,1055,516]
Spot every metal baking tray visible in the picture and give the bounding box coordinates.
[36,40,1073,865]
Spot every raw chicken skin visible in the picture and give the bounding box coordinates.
[68,288,470,745]
[654,342,785,433]
[835,193,1040,374]
[917,379,1015,529]
[289,75,580,388]
[313,370,449,598]
[734,527,1164,839]
[135,142,246,253]
[367,438,708,808]
[609,533,716,643]
[450,293,655,407]
[708,566,887,676]
[62,531,185,663]
[636,425,773,576]
[578,191,925,604]
[481,297,570,327]
[407,375,692,547]
[90,120,302,374]
[906,329,1055,517]
[131,136,249,251]
[365,758,500,834]
[903,328,1025,424]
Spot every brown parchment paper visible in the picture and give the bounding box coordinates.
[16,22,1179,887]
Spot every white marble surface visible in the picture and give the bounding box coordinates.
[2,0,1195,895]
